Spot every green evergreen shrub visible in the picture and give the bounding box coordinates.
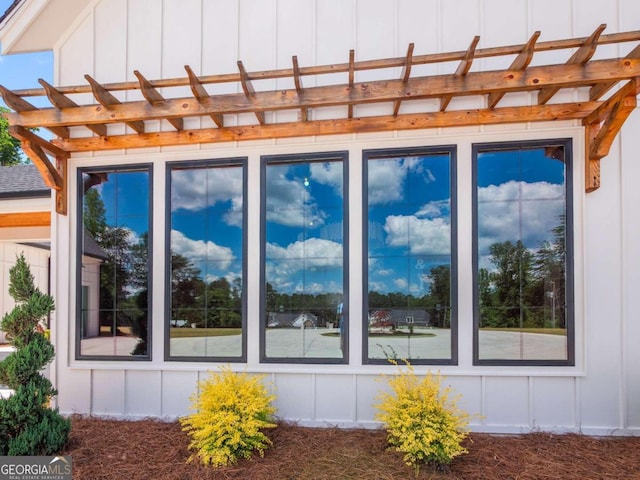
[374,361,470,473]
[0,254,70,455]
[180,366,277,467]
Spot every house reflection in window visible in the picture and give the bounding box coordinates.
[77,166,152,359]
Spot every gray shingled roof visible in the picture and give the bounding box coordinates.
[0,164,50,198]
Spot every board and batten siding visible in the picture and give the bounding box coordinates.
[44,0,640,434]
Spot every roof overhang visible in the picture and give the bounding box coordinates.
[0,0,89,54]
[1,24,639,215]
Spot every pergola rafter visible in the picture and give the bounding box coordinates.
[1,24,639,215]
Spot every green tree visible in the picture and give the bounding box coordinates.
[533,219,566,328]
[478,267,498,326]
[425,265,451,327]
[488,240,533,328]
[0,106,23,166]
[0,254,70,455]
[83,188,107,241]
[207,278,240,328]
[170,252,205,324]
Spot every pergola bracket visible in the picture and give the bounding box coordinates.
[9,125,69,214]
[583,78,639,192]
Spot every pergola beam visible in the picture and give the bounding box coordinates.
[237,61,265,125]
[134,70,184,131]
[0,84,70,138]
[292,56,308,122]
[52,102,596,153]
[393,43,414,117]
[38,79,107,136]
[185,65,224,128]
[590,43,640,101]
[85,74,145,133]
[9,29,640,100]
[538,24,606,105]
[348,50,355,118]
[488,31,540,108]
[7,58,640,130]
[441,36,480,111]
[2,27,639,200]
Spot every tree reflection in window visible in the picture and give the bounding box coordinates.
[167,160,245,360]
[474,141,573,364]
[364,147,456,364]
[261,152,347,362]
[78,166,151,359]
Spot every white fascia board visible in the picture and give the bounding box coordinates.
[0,196,51,213]
[0,0,91,54]
[0,0,48,54]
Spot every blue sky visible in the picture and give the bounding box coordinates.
[0,0,53,108]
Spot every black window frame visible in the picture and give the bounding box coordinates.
[362,145,458,365]
[472,138,575,366]
[75,163,153,361]
[164,157,248,363]
[260,151,349,364]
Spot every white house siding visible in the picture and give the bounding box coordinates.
[43,0,640,434]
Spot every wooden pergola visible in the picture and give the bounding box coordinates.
[1,24,639,215]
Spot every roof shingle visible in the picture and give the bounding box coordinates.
[0,164,49,197]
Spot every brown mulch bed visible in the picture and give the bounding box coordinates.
[63,416,640,480]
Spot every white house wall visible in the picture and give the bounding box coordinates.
[45,0,640,434]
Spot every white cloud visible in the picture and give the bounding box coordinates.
[310,162,343,195]
[171,168,243,226]
[266,237,343,290]
[478,180,562,203]
[266,237,343,266]
[368,280,387,292]
[477,180,564,253]
[171,229,234,270]
[204,271,242,286]
[368,159,407,205]
[393,278,408,290]
[265,170,326,228]
[384,215,451,255]
[368,157,434,205]
[415,199,450,219]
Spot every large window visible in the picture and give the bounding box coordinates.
[166,159,246,361]
[77,165,152,360]
[473,140,574,365]
[261,152,348,363]
[364,146,456,364]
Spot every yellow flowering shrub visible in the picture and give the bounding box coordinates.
[374,362,470,471]
[180,366,277,467]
